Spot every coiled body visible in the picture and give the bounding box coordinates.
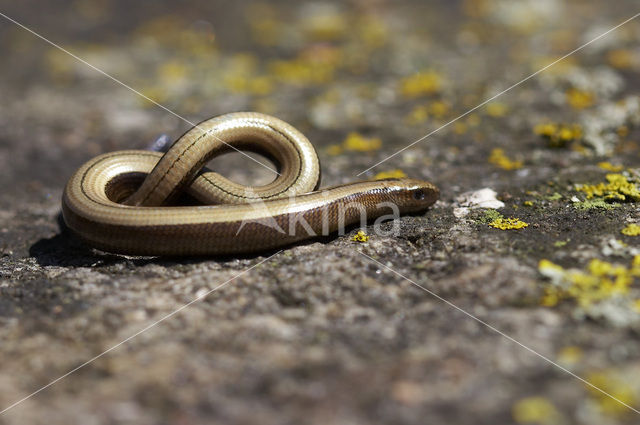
[62,112,439,256]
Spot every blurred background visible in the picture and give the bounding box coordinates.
[2,0,639,193]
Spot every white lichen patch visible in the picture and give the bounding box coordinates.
[581,96,640,155]
[601,237,640,257]
[489,0,562,31]
[453,188,505,218]
[564,67,624,99]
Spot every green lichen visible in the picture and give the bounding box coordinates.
[475,209,529,230]
[476,209,503,224]
[572,198,618,210]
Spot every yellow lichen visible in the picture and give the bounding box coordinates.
[586,370,638,417]
[139,86,169,106]
[326,144,343,156]
[539,257,640,310]
[158,61,188,83]
[523,201,534,207]
[374,169,408,180]
[466,114,480,127]
[617,125,630,138]
[540,289,559,307]
[621,224,640,236]
[539,259,564,273]
[249,18,281,46]
[356,16,388,48]
[570,143,588,154]
[252,98,275,114]
[405,101,450,124]
[485,102,508,117]
[399,70,443,98]
[575,173,640,203]
[245,4,281,46]
[462,0,491,18]
[405,105,430,125]
[352,230,369,243]
[301,10,347,41]
[566,88,595,109]
[488,217,529,230]
[326,133,383,156]
[557,345,583,366]
[453,121,468,134]
[429,100,450,119]
[512,397,563,425]
[342,132,382,152]
[489,148,523,170]
[607,49,635,70]
[135,15,185,43]
[135,15,216,56]
[268,53,338,85]
[598,162,624,172]
[46,48,75,83]
[225,75,274,96]
[229,53,258,73]
[531,56,577,77]
[534,122,582,147]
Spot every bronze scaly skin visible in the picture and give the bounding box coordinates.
[62,112,439,256]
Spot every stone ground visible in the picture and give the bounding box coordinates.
[1,0,640,424]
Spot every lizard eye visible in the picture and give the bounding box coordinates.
[413,189,425,200]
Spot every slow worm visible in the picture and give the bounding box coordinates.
[62,112,439,255]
